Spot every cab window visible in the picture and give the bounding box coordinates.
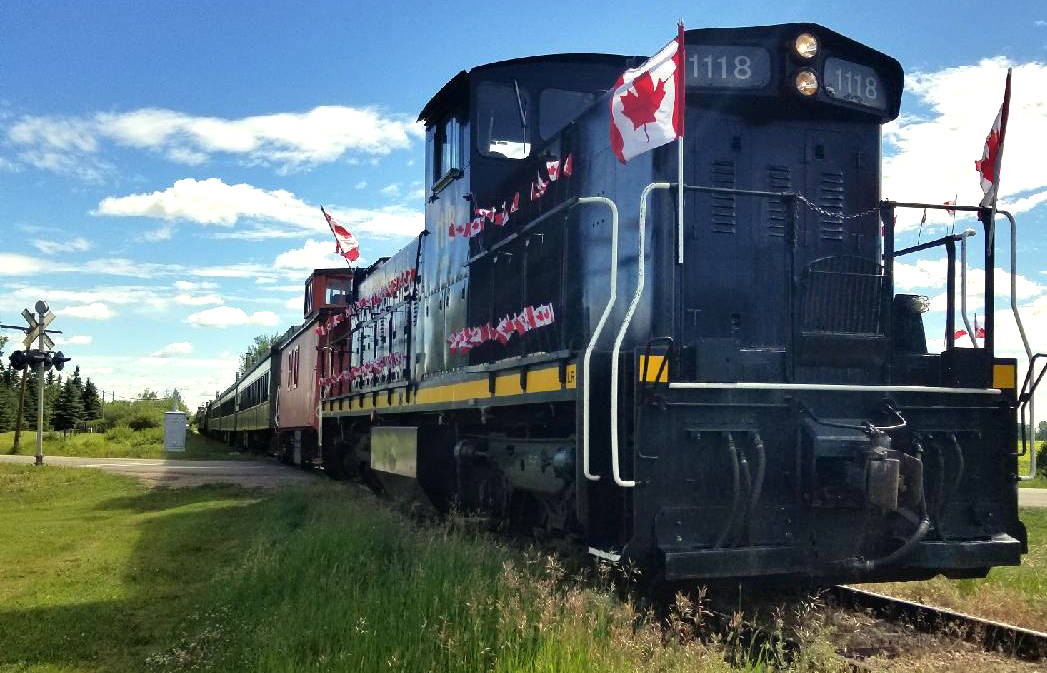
[325,278,351,305]
[433,116,461,185]
[476,81,531,159]
[540,88,596,139]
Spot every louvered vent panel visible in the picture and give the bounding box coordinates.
[767,165,790,238]
[818,171,845,241]
[710,160,736,234]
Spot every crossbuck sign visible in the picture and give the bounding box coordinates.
[21,307,55,350]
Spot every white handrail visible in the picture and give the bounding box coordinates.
[1005,211,1038,481]
[609,183,671,488]
[959,228,978,348]
[579,196,620,482]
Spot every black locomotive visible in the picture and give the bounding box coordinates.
[207,23,1029,583]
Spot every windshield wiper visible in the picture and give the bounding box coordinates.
[513,79,527,129]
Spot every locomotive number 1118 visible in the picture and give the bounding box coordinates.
[686,45,771,89]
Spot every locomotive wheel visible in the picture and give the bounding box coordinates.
[324,439,358,481]
[276,433,294,465]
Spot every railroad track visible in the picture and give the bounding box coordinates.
[829,584,1047,661]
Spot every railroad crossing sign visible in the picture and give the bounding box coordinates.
[21,307,55,350]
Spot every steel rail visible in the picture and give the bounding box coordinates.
[830,585,1047,660]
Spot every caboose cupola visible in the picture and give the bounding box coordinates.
[303,268,357,319]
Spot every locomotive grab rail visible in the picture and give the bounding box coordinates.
[577,196,620,483]
[610,182,671,487]
[887,203,1036,480]
[667,382,1002,394]
[960,229,979,348]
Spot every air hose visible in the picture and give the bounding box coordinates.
[713,432,741,549]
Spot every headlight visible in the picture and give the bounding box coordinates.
[795,70,818,96]
[794,33,818,59]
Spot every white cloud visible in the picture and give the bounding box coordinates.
[284,296,302,311]
[255,277,277,285]
[185,305,279,328]
[380,183,401,197]
[96,177,315,226]
[74,353,240,410]
[143,225,173,241]
[54,335,92,345]
[189,262,275,279]
[274,239,347,271]
[174,280,218,291]
[884,57,1047,230]
[32,236,92,255]
[95,177,424,240]
[7,105,424,175]
[150,341,193,358]
[0,253,49,275]
[61,302,115,320]
[354,180,368,190]
[894,258,950,292]
[173,293,223,306]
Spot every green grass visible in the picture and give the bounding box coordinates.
[1017,444,1047,488]
[0,464,851,673]
[864,508,1047,631]
[1,428,246,460]
[0,464,267,673]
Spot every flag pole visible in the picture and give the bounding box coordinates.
[985,68,1011,251]
[676,20,685,265]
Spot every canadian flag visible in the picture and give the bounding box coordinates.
[975,69,1011,209]
[321,206,360,262]
[546,159,561,182]
[609,27,684,164]
[533,303,555,327]
[530,173,548,201]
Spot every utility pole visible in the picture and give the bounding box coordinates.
[12,370,27,452]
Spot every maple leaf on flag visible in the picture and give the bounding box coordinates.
[619,71,667,140]
[975,129,1001,183]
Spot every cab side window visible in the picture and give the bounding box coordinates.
[433,115,462,186]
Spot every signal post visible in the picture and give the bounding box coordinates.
[2,300,70,465]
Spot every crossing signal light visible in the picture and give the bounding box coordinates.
[8,350,28,371]
[52,351,71,371]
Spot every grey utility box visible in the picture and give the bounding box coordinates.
[163,411,187,452]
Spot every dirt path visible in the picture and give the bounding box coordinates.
[0,454,318,488]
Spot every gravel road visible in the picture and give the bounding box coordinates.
[0,454,318,488]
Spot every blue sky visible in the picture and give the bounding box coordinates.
[2,0,1047,408]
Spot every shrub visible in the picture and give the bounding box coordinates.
[127,412,159,431]
[105,426,134,444]
[131,427,163,447]
[1037,441,1047,478]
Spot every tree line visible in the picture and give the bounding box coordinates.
[0,361,103,434]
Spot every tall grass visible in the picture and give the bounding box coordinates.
[1,427,244,459]
[147,485,846,673]
[1,464,848,673]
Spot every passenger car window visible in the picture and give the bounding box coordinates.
[476,81,531,159]
[539,88,596,139]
